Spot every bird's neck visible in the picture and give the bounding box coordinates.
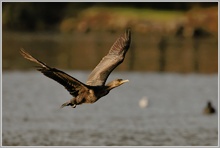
[105,83,118,91]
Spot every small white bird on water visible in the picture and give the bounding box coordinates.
[139,96,149,108]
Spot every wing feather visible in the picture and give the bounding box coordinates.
[86,28,131,86]
[20,49,87,96]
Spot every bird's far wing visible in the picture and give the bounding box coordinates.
[20,49,87,97]
[86,28,131,86]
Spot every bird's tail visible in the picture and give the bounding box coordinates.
[20,48,49,69]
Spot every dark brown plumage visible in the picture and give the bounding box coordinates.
[203,101,216,114]
[20,29,131,108]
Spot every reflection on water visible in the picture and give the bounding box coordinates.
[2,71,218,146]
[2,31,218,73]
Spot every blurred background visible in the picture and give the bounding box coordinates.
[2,2,218,146]
[2,2,218,73]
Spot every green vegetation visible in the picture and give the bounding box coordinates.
[83,6,184,22]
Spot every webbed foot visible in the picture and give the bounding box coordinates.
[60,102,76,108]
[72,104,76,108]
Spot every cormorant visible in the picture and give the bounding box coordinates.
[20,29,131,108]
[203,101,216,114]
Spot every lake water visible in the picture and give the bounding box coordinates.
[2,31,218,73]
[2,71,218,146]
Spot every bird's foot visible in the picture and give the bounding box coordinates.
[72,104,76,108]
[60,102,76,108]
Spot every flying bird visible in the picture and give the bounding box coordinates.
[20,29,131,108]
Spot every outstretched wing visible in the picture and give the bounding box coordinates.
[86,28,131,86]
[20,49,87,97]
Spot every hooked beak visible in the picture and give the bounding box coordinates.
[121,79,129,84]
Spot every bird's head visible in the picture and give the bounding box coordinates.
[106,79,129,90]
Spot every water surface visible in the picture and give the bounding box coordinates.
[2,71,218,146]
